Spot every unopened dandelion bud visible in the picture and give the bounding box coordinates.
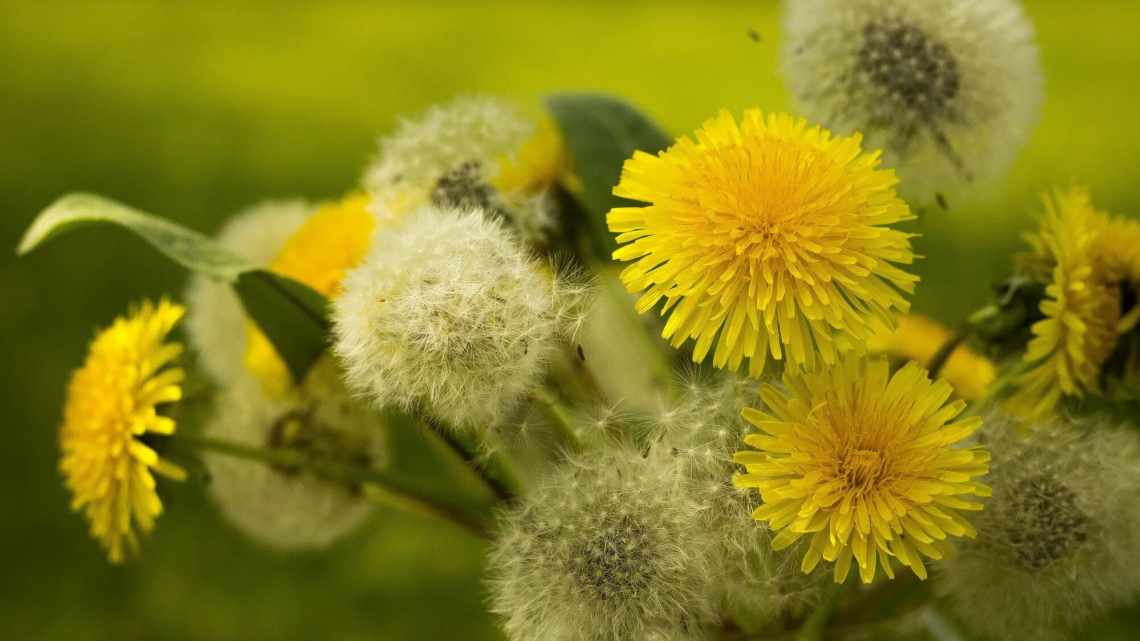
[204,364,386,550]
[333,206,568,430]
[488,444,715,641]
[783,0,1042,202]
[184,200,310,385]
[943,417,1140,641]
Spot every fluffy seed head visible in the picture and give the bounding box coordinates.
[184,200,310,385]
[204,361,385,550]
[488,444,715,641]
[942,417,1140,641]
[333,206,569,430]
[783,0,1042,201]
[609,109,917,378]
[734,357,991,583]
[655,376,824,627]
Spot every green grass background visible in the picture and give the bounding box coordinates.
[2,1,1139,639]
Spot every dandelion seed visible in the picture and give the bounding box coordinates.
[488,444,715,641]
[204,361,386,550]
[59,300,187,562]
[333,206,574,430]
[609,109,917,377]
[783,0,1042,201]
[734,357,990,583]
[943,417,1140,641]
[185,200,310,386]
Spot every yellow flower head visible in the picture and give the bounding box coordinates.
[244,193,376,395]
[608,110,918,377]
[493,115,583,197]
[1008,188,1124,419]
[60,299,187,562]
[868,314,996,400]
[734,357,990,583]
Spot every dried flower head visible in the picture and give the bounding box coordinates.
[185,200,310,386]
[783,0,1042,201]
[943,417,1140,641]
[333,206,572,430]
[204,361,386,550]
[735,357,990,583]
[609,109,917,377]
[488,443,715,641]
[60,300,187,562]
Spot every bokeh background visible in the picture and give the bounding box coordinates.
[3,1,1140,639]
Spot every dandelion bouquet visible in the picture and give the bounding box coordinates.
[17,1,1140,640]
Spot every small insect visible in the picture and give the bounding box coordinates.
[576,345,586,361]
[935,192,949,211]
[747,28,763,43]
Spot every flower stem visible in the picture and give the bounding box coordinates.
[927,327,971,379]
[797,583,843,641]
[531,387,582,452]
[421,417,525,500]
[180,434,491,539]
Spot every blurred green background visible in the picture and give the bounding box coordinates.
[3,1,1140,639]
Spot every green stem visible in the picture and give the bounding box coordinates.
[532,387,582,452]
[927,327,971,380]
[797,583,843,641]
[181,434,491,539]
[420,417,515,501]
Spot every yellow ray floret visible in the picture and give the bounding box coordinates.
[608,110,918,377]
[734,357,990,583]
[868,314,996,400]
[1007,188,1125,420]
[244,193,376,395]
[60,299,187,562]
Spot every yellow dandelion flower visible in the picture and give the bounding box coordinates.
[1008,188,1122,419]
[60,299,187,562]
[493,115,583,197]
[734,357,990,583]
[244,194,376,395]
[608,110,918,377]
[868,314,996,400]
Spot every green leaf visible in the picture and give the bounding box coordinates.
[546,93,671,256]
[18,192,331,383]
[233,270,331,382]
[17,192,252,281]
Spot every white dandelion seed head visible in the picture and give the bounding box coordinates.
[333,205,569,431]
[783,0,1042,202]
[488,443,716,641]
[363,95,533,217]
[204,363,386,550]
[942,415,1140,641]
[184,200,310,385]
[653,376,823,627]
